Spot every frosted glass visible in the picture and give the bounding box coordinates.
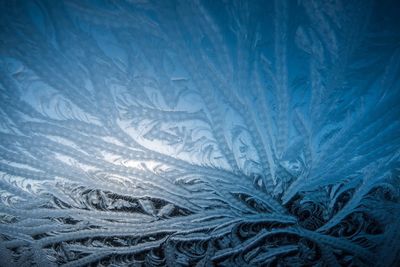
[0,0,399,266]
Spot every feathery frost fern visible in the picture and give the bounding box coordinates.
[0,0,399,266]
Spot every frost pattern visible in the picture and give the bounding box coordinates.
[0,0,400,266]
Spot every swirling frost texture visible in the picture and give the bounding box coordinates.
[0,0,399,266]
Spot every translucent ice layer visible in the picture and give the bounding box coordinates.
[0,0,399,266]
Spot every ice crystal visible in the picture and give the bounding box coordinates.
[0,0,399,266]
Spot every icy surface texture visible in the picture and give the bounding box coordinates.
[0,0,399,266]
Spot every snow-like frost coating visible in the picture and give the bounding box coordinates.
[0,0,399,266]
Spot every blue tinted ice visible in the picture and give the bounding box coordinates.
[0,0,399,266]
